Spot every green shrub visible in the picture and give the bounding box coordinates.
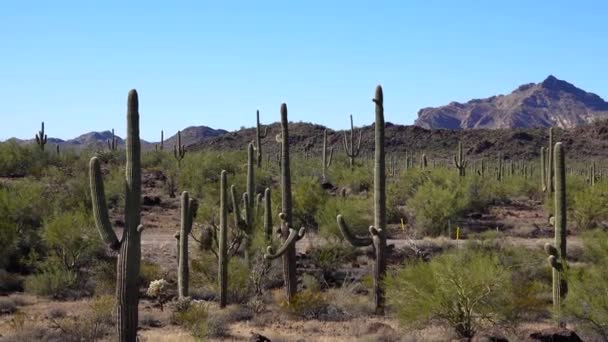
[192,253,253,304]
[293,176,327,228]
[570,183,608,230]
[171,299,209,341]
[317,196,372,240]
[309,241,356,275]
[564,230,608,340]
[24,258,77,298]
[385,249,532,338]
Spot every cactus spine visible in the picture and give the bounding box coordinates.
[108,128,118,151]
[256,110,269,168]
[35,121,48,151]
[177,191,197,299]
[544,142,567,323]
[337,85,387,315]
[219,170,228,308]
[89,90,142,342]
[322,129,333,181]
[174,130,186,166]
[264,103,306,303]
[342,114,362,169]
[453,141,467,177]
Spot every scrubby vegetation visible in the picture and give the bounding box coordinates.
[1,87,607,341]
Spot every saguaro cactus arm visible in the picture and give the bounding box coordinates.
[89,157,120,250]
[265,213,305,260]
[337,215,372,247]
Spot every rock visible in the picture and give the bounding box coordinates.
[249,333,271,342]
[142,196,161,206]
[528,328,582,342]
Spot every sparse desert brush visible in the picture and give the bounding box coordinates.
[571,182,608,230]
[386,249,543,338]
[24,257,77,298]
[191,253,254,304]
[317,196,372,240]
[139,260,165,288]
[308,240,357,276]
[170,299,209,340]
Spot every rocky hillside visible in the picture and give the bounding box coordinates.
[415,75,608,130]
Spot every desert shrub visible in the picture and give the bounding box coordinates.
[317,196,372,240]
[139,260,164,287]
[292,176,327,228]
[171,299,209,341]
[309,241,356,276]
[0,269,23,293]
[275,288,329,319]
[24,257,77,298]
[90,258,116,295]
[386,249,534,338]
[42,211,102,272]
[332,162,373,193]
[570,183,608,230]
[47,295,115,341]
[192,253,253,304]
[564,230,608,340]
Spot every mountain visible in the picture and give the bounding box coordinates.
[163,126,228,149]
[414,75,608,130]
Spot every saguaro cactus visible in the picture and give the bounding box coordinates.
[263,188,272,240]
[107,129,118,151]
[322,129,334,181]
[544,142,567,322]
[337,85,387,315]
[174,130,186,166]
[420,153,428,169]
[156,130,164,151]
[546,127,555,193]
[256,110,269,168]
[89,89,143,342]
[35,121,48,151]
[453,141,468,177]
[342,114,362,169]
[219,170,229,308]
[540,147,547,192]
[264,103,306,303]
[177,191,197,299]
[231,143,256,263]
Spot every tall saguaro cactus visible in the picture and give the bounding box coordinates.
[174,130,186,166]
[337,85,387,314]
[35,121,48,151]
[231,143,256,263]
[218,170,229,308]
[256,110,269,168]
[264,103,306,303]
[546,127,555,193]
[544,142,567,323]
[89,89,143,342]
[177,191,197,299]
[263,188,272,240]
[342,114,362,169]
[453,141,468,177]
[108,129,118,151]
[322,129,333,181]
[540,147,547,192]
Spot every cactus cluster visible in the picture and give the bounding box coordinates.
[337,85,386,315]
[89,90,143,342]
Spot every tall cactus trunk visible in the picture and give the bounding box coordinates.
[547,128,554,193]
[280,104,298,301]
[177,191,197,299]
[90,90,142,342]
[541,147,547,192]
[372,85,387,314]
[219,170,228,308]
[263,188,272,240]
[255,110,268,168]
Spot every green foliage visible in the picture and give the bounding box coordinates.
[293,176,327,228]
[192,253,253,304]
[139,260,164,288]
[309,241,356,274]
[317,196,371,240]
[386,249,539,338]
[571,181,608,230]
[42,211,102,271]
[24,257,77,298]
[564,230,608,340]
[275,288,329,319]
[170,300,209,341]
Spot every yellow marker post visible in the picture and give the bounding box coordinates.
[456,226,460,241]
[400,218,405,232]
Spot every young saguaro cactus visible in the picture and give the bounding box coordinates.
[107,128,118,151]
[322,129,334,181]
[342,114,362,169]
[544,142,567,323]
[174,130,186,166]
[218,170,229,308]
[337,85,387,315]
[256,110,269,168]
[231,143,256,263]
[546,127,555,193]
[263,187,273,240]
[453,141,468,177]
[264,103,306,303]
[156,130,164,151]
[35,121,48,151]
[89,89,143,342]
[177,191,198,299]
[540,147,547,192]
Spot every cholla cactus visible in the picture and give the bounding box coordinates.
[146,279,169,311]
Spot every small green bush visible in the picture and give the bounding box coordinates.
[317,196,372,240]
[171,299,209,341]
[24,258,77,298]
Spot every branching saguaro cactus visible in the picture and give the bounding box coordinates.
[89,89,143,342]
[231,143,256,263]
[342,114,362,169]
[174,130,186,166]
[177,191,198,299]
[544,142,567,324]
[264,103,306,303]
[453,141,468,177]
[546,127,555,193]
[256,110,269,168]
[107,128,118,151]
[35,121,47,151]
[322,129,333,181]
[337,85,387,315]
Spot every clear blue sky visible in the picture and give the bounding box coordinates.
[1,1,607,141]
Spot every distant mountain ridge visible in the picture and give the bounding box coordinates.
[414,75,608,130]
